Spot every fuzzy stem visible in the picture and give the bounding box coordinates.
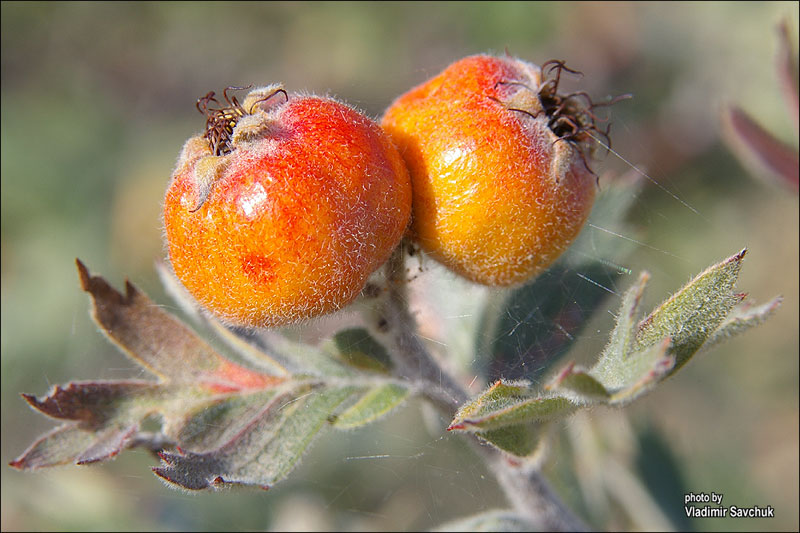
[375,243,589,532]
[484,447,589,531]
[372,241,469,411]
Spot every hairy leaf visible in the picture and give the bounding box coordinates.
[448,380,575,433]
[11,261,410,491]
[333,383,410,429]
[10,424,123,469]
[446,380,574,455]
[701,296,783,353]
[546,363,609,402]
[633,249,745,370]
[451,250,780,456]
[476,424,546,457]
[153,384,357,490]
[77,260,283,390]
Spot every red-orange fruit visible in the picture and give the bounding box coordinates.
[164,85,411,327]
[381,54,600,286]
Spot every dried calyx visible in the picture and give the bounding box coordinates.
[495,59,630,174]
[196,85,288,156]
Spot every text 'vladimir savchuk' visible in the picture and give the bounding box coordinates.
[684,492,775,518]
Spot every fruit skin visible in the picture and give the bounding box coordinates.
[381,54,598,286]
[164,86,411,328]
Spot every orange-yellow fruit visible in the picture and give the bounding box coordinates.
[381,54,599,286]
[164,85,411,327]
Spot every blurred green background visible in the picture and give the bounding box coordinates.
[2,2,797,531]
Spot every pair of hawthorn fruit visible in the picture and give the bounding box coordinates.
[164,54,601,328]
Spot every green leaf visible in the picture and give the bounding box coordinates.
[590,271,649,388]
[606,339,674,405]
[328,327,393,373]
[175,389,284,452]
[584,269,677,405]
[560,249,780,403]
[701,296,783,353]
[446,379,571,457]
[333,383,409,429]
[633,249,747,371]
[433,509,538,532]
[476,424,545,457]
[449,380,576,433]
[453,249,780,456]
[546,362,610,402]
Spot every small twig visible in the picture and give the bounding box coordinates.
[372,242,590,532]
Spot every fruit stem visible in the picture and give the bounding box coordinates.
[373,240,469,411]
[375,241,589,532]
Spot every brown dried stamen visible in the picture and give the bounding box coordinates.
[246,88,288,114]
[532,60,630,176]
[538,61,632,148]
[196,86,257,156]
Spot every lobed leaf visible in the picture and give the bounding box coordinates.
[12,262,412,492]
[452,249,780,456]
[153,384,358,490]
[21,380,158,428]
[76,259,282,391]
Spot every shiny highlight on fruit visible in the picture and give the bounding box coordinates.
[382,54,605,286]
[164,85,412,327]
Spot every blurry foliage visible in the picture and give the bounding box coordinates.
[2,2,797,531]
